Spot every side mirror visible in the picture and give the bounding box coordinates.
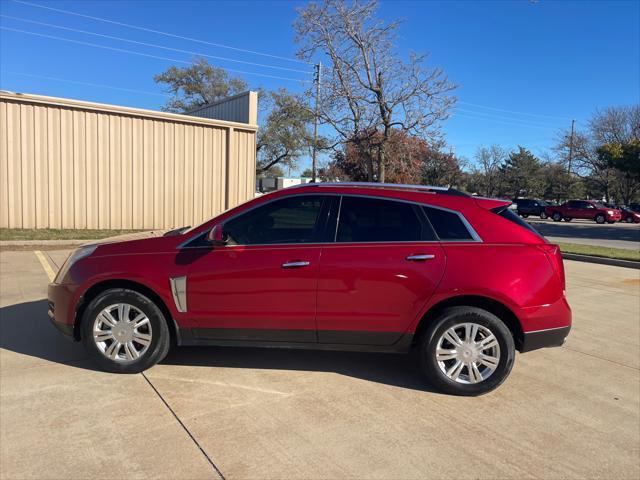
[206,224,228,247]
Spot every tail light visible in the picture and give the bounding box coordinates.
[537,244,566,292]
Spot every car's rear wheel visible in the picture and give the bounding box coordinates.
[595,214,605,224]
[552,212,562,222]
[563,217,572,222]
[418,307,515,396]
[81,288,171,373]
[521,213,529,218]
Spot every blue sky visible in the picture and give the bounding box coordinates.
[1,0,638,174]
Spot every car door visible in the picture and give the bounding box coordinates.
[185,194,332,342]
[316,196,446,346]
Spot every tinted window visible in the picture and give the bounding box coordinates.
[567,200,580,208]
[491,206,544,239]
[336,197,431,242]
[224,195,325,245]
[423,207,473,241]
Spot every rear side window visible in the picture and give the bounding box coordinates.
[422,207,474,241]
[336,196,433,242]
[491,206,544,238]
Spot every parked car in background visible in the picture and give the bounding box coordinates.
[48,182,571,396]
[545,200,622,224]
[515,199,549,219]
[619,206,640,223]
[628,203,640,213]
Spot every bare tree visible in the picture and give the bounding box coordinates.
[294,0,456,182]
[472,145,507,196]
[555,105,639,202]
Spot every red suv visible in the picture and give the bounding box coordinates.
[48,183,571,395]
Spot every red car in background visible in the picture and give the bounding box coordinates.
[619,206,640,223]
[545,200,622,224]
[47,183,571,396]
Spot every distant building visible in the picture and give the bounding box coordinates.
[257,177,313,193]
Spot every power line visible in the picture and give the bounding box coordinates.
[0,27,310,83]
[2,71,170,97]
[453,113,557,130]
[1,15,311,74]
[455,107,563,128]
[458,100,572,121]
[12,0,311,65]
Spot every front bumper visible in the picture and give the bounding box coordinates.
[520,325,571,352]
[47,282,77,340]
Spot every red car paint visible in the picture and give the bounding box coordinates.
[48,184,571,352]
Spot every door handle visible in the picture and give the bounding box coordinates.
[405,254,435,262]
[282,260,310,269]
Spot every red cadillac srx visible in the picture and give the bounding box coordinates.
[48,183,571,395]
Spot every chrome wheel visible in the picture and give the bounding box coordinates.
[435,323,500,384]
[93,303,152,362]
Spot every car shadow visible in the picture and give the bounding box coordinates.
[0,299,437,393]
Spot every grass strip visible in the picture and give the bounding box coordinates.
[557,242,640,262]
[0,228,146,241]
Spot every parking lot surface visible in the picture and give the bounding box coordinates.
[1,249,639,479]
[529,218,640,250]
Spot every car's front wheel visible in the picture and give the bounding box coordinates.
[595,214,605,224]
[81,288,171,373]
[552,212,562,222]
[540,212,548,219]
[418,306,515,396]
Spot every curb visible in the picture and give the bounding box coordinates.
[562,253,640,270]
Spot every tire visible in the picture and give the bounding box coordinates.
[521,214,529,218]
[552,212,562,222]
[564,217,572,222]
[626,217,633,223]
[595,214,605,224]
[81,288,171,373]
[540,212,548,219]
[417,306,516,396]
[607,221,615,224]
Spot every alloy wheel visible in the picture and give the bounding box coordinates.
[435,322,501,384]
[93,303,153,362]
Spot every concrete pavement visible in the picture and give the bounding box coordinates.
[1,249,639,479]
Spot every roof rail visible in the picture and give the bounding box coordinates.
[289,182,468,196]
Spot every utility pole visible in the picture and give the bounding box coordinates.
[567,118,575,174]
[311,62,321,183]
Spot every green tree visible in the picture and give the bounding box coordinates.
[597,140,640,204]
[154,57,247,112]
[256,89,315,174]
[498,147,543,198]
[154,59,315,175]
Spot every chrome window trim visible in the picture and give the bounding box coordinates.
[178,192,482,249]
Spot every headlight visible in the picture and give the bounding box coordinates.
[54,244,98,283]
[607,210,614,215]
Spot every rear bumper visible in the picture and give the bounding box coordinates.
[520,325,571,352]
[47,282,77,340]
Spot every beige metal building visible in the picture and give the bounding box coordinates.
[0,91,257,230]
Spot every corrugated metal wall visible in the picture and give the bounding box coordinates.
[0,92,257,229]
[187,91,258,125]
